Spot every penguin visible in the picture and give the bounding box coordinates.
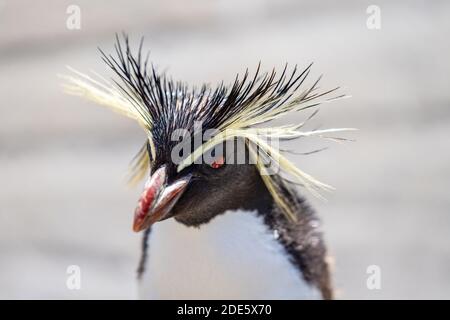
[63,35,351,300]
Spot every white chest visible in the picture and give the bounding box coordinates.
[139,209,321,299]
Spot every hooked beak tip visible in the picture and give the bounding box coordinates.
[133,220,145,233]
[132,210,146,232]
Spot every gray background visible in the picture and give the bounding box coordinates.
[0,0,449,299]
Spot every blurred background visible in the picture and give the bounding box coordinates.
[1,0,449,299]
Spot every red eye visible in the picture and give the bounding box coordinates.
[210,156,224,169]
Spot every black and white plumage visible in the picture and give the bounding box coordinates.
[137,169,333,299]
[63,35,352,299]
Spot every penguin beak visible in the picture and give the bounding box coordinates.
[132,166,191,232]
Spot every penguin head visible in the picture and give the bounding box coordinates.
[63,34,350,232]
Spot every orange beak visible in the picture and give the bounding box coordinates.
[132,166,191,232]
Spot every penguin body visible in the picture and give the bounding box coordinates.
[139,209,321,299]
